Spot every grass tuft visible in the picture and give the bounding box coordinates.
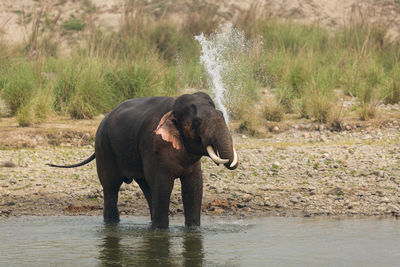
[263,97,284,122]
[62,18,85,31]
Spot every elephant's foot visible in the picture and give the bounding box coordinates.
[185,220,200,228]
[103,206,120,223]
[103,216,120,224]
[151,217,169,229]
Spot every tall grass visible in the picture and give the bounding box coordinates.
[1,60,38,114]
[0,1,399,127]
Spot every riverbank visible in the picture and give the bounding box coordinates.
[1,117,399,219]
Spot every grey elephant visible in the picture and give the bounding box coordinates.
[48,92,239,228]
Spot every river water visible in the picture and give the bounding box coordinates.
[0,216,399,266]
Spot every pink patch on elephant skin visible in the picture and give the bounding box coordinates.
[155,111,182,150]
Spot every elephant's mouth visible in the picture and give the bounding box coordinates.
[206,145,238,169]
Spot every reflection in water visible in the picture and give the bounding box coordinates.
[98,224,204,266]
[183,232,204,267]
[98,224,123,266]
[1,216,399,266]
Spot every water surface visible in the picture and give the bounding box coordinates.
[0,216,399,266]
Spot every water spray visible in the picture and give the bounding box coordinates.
[195,23,249,125]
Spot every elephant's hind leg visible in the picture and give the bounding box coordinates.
[96,155,123,223]
[102,183,122,223]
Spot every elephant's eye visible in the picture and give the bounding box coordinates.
[192,118,201,128]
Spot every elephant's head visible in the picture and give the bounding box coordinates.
[155,92,239,170]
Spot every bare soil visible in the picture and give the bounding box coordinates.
[1,0,400,45]
[1,116,399,219]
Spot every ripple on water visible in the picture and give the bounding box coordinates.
[0,216,399,266]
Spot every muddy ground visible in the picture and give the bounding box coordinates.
[1,116,399,219]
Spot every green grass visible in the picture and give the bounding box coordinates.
[1,60,38,115]
[62,18,85,32]
[0,4,399,126]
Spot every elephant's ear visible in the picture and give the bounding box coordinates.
[155,111,182,150]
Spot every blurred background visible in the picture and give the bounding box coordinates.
[0,0,399,134]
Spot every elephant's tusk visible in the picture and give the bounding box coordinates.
[230,148,238,168]
[206,146,229,164]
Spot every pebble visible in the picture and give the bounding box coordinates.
[1,124,400,219]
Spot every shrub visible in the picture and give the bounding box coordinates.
[263,97,284,122]
[1,61,37,114]
[68,59,116,119]
[358,102,378,121]
[307,92,332,123]
[52,57,116,119]
[106,58,164,102]
[16,104,33,127]
[329,103,346,131]
[67,96,96,119]
[62,18,85,31]
[383,79,400,104]
[383,66,400,104]
[34,86,53,121]
[150,23,196,62]
[52,59,80,113]
[236,119,260,137]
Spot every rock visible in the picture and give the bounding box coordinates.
[242,194,252,202]
[5,201,15,206]
[263,201,271,207]
[381,197,390,204]
[272,161,280,168]
[304,123,312,130]
[387,204,399,213]
[210,173,217,178]
[0,161,16,168]
[319,135,327,142]
[327,187,344,196]
[212,208,224,215]
[272,126,279,132]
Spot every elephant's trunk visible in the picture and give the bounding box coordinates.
[209,128,239,170]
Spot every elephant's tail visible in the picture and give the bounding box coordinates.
[46,153,95,168]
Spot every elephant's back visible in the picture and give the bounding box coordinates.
[107,96,175,131]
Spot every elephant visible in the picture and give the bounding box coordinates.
[48,92,239,228]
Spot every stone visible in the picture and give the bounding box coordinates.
[212,208,224,215]
[381,197,390,203]
[242,194,252,202]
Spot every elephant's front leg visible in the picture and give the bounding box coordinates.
[149,173,175,229]
[180,161,203,227]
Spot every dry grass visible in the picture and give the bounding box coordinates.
[0,0,399,128]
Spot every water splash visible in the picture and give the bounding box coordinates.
[195,23,249,124]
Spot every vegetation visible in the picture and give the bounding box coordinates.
[0,1,399,128]
[62,18,85,32]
